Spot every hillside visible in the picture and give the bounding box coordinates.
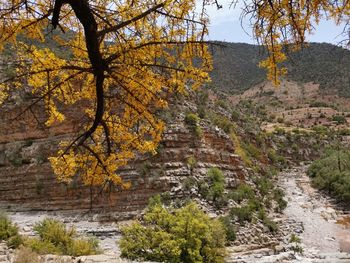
[209,42,350,97]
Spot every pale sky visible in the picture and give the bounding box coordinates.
[204,0,347,44]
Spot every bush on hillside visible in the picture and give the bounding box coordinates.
[307,149,350,203]
[206,168,226,202]
[185,113,200,126]
[228,184,254,203]
[218,216,236,243]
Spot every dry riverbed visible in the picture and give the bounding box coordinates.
[1,166,350,263]
[228,165,350,263]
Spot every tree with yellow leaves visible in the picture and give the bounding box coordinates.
[0,0,349,190]
[0,0,212,188]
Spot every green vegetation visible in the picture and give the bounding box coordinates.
[186,156,197,171]
[218,216,236,243]
[120,198,227,263]
[242,143,263,161]
[230,205,255,224]
[307,149,350,203]
[25,218,100,256]
[289,233,303,254]
[332,115,347,124]
[267,149,286,166]
[209,42,350,98]
[185,113,203,138]
[0,212,22,249]
[229,184,254,203]
[273,189,288,212]
[290,233,301,243]
[186,168,228,208]
[207,111,235,134]
[206,168,226,204]
[185,113,200,126]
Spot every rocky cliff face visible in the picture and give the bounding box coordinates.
[0,100,247,220]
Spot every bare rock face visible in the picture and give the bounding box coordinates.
[0,102,247,220]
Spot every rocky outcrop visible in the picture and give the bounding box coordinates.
[0,101,247,219]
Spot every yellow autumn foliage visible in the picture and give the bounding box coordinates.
[0,0,212,187]
[1,0,348,189]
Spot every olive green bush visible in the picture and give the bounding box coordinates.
[119,200,227,262]
[308,149,350,203]
[25,218,99,256]
[228,184,254,203]
[206,168,226,204]
[0,212,23,248]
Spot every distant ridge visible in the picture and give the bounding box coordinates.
[209,42,350,97]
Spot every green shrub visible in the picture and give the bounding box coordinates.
[255,177,273,197]
[243,143,262,160]
[267,149,286,166]
[185,113,203,138]
[229,184,254,203]
[206,168,226,207]
[289,234,303,254]
[215,100,229,110]
[0,212,19,242]
[247,197,263,211]
[257,208,267,221]
[207,111,234,134]
[198,179,210,199]
[291,244,303,254]
[183,177,197,192]
[120,202,227,262]
[312,125,328,135]
[231,110,240,121]
[332,115,347,124]
[273,127,285,135]
[277,117,284,123]
[307,149,350,203]
[207,168,225,184]
[185,113,200,126]
[230,206,254,224]
[218,217,236,242]
[27,218,99,256]
[289,233,301,243]
[273,189,287,212]
[338,128,350,136]
[197,105,207,119]
[309,101,329,108]
[186,156,197,170]
[67,238,100,257]
[7,234,23,249]
[24,238,61,255]
[194,126,203,138]
[34,218,75,249]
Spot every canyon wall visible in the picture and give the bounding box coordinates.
[0,101,247,219]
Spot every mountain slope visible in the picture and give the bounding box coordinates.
[209,42,350,97]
